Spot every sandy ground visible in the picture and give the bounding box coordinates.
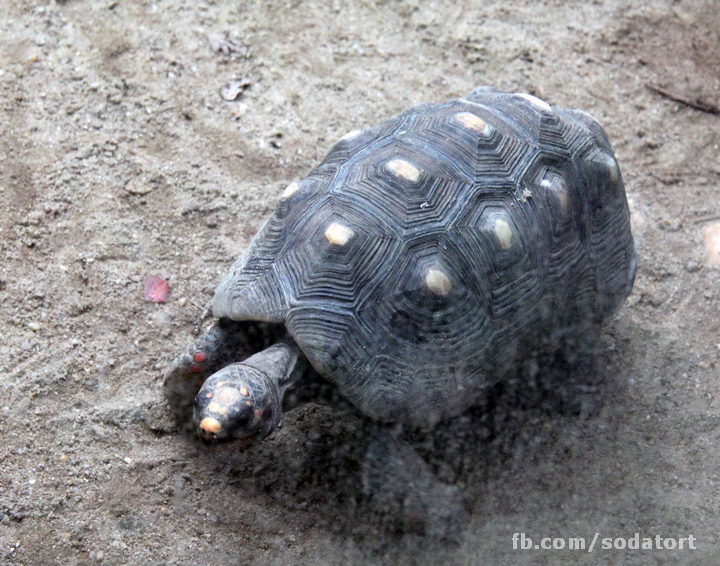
[1,0,720,564]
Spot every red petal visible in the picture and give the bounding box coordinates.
[144,275,170,303]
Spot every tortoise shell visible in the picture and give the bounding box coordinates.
[212,87,636,428]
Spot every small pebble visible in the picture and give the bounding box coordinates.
[126,181,153,195]
[27,321,41,331]
[659,218,681,232]
[220,79,251,101]
[685,261,701,273]
[144,275,169,303]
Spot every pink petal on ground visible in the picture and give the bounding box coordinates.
[703,222,720,267]
[144,275,170,303]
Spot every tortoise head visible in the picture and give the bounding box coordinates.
[193,363,283,446]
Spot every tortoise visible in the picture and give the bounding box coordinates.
[164,86,635,534]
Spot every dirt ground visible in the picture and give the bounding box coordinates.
[1,0,720,564]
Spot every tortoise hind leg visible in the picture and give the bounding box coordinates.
[163,319,282,429]
[362,424,467,541]
[545,321,605,419]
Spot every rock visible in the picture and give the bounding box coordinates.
[220,79,251,101]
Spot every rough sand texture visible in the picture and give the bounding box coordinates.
[1,1,719,564]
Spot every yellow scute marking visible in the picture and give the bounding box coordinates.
[325,222,354,246]
[425,268,452,296]
[454,112,492,135]
[494,218,514,250]
[281,182,300,199]
[387,159,421,183]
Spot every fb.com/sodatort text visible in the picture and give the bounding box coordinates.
[512,532,697,552]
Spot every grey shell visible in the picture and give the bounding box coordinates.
[213,87,636,428]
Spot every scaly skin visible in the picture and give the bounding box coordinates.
[163,319,283,429]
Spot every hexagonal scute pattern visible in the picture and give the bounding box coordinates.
[212,87,636,428]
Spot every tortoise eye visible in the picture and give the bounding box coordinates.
[234,413,252,429]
